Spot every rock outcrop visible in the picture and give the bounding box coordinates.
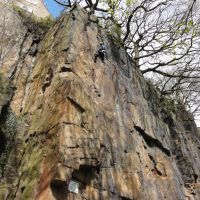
[0,5,200,200]
[0,0,49,18]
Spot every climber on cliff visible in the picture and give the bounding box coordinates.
[94,42,107,64]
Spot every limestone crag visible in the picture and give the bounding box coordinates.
[0,5,200,200]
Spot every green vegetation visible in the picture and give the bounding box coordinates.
[13,6,55,33]
[108,23,123,46]
[161,98,176,114]
[0,109,17,177]
[0,73,10,102]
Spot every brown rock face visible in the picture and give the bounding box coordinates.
[1,5,200,200]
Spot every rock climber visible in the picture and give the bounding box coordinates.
[94,42,107,63]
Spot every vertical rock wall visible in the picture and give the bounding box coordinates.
[0,5,200,200]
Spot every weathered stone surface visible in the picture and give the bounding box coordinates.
[0,0,50,18]
[0,5,200,200]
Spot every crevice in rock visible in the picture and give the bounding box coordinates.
[71,13,76,20]
[71,164,100,187]
[67,145,80,149]
[70,164,100,199]
[148,154,167,177]
[9,32,29,80]
[62,47,69,52]
[24,125,56,146]
[51,164,100,200]
[194,174,198,183]
[0,131,6,157]
[151,168,163,177]
[42,68,53,93]
[9,27,41,81]
[24,121,81,145]
[134,125,171,157]
[67,96,85,113]
[63,122,79,126]
[120,196,133,200]
[50,180,68,200]
[20,186,25,193]
[0,102,11,123]
[59,66,73,73]
[163,116,175,127]
[28,44,38,56]
[148,154,156,164]
[136,151,141,163]
[12,149,26,199]
[101,189,135,200]
[191,192,196,196]
[161,108,176,128]
[148,154,162,176]
[32,34,41,44]
[58,65,82,79]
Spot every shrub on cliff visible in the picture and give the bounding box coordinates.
[13,6,55,34]
[0,73,10,106]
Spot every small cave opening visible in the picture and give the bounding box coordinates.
[124,149,128,154]
[50,165,100,200]
[71,164,100,192]
[50,179,68,200]
[21,186,26,193]
[194,174,198,183]
[60,66,73,73]
[0,131,6,156]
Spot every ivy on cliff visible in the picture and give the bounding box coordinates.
[0,106,17,177]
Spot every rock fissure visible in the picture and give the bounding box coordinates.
[59,65,82,80]
[134,125,171,157]
[9,31,29,80]
[12,149,26,200]
[148,154,167,177]
[67,96,86,113]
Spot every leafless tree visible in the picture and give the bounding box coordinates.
[54,0,200,119]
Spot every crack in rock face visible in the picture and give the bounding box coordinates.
[134,125,171,157]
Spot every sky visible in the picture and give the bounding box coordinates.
[44,0,64,18]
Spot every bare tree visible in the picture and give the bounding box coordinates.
[53,0,200,120]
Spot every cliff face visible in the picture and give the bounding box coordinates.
[0,5,200,200]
